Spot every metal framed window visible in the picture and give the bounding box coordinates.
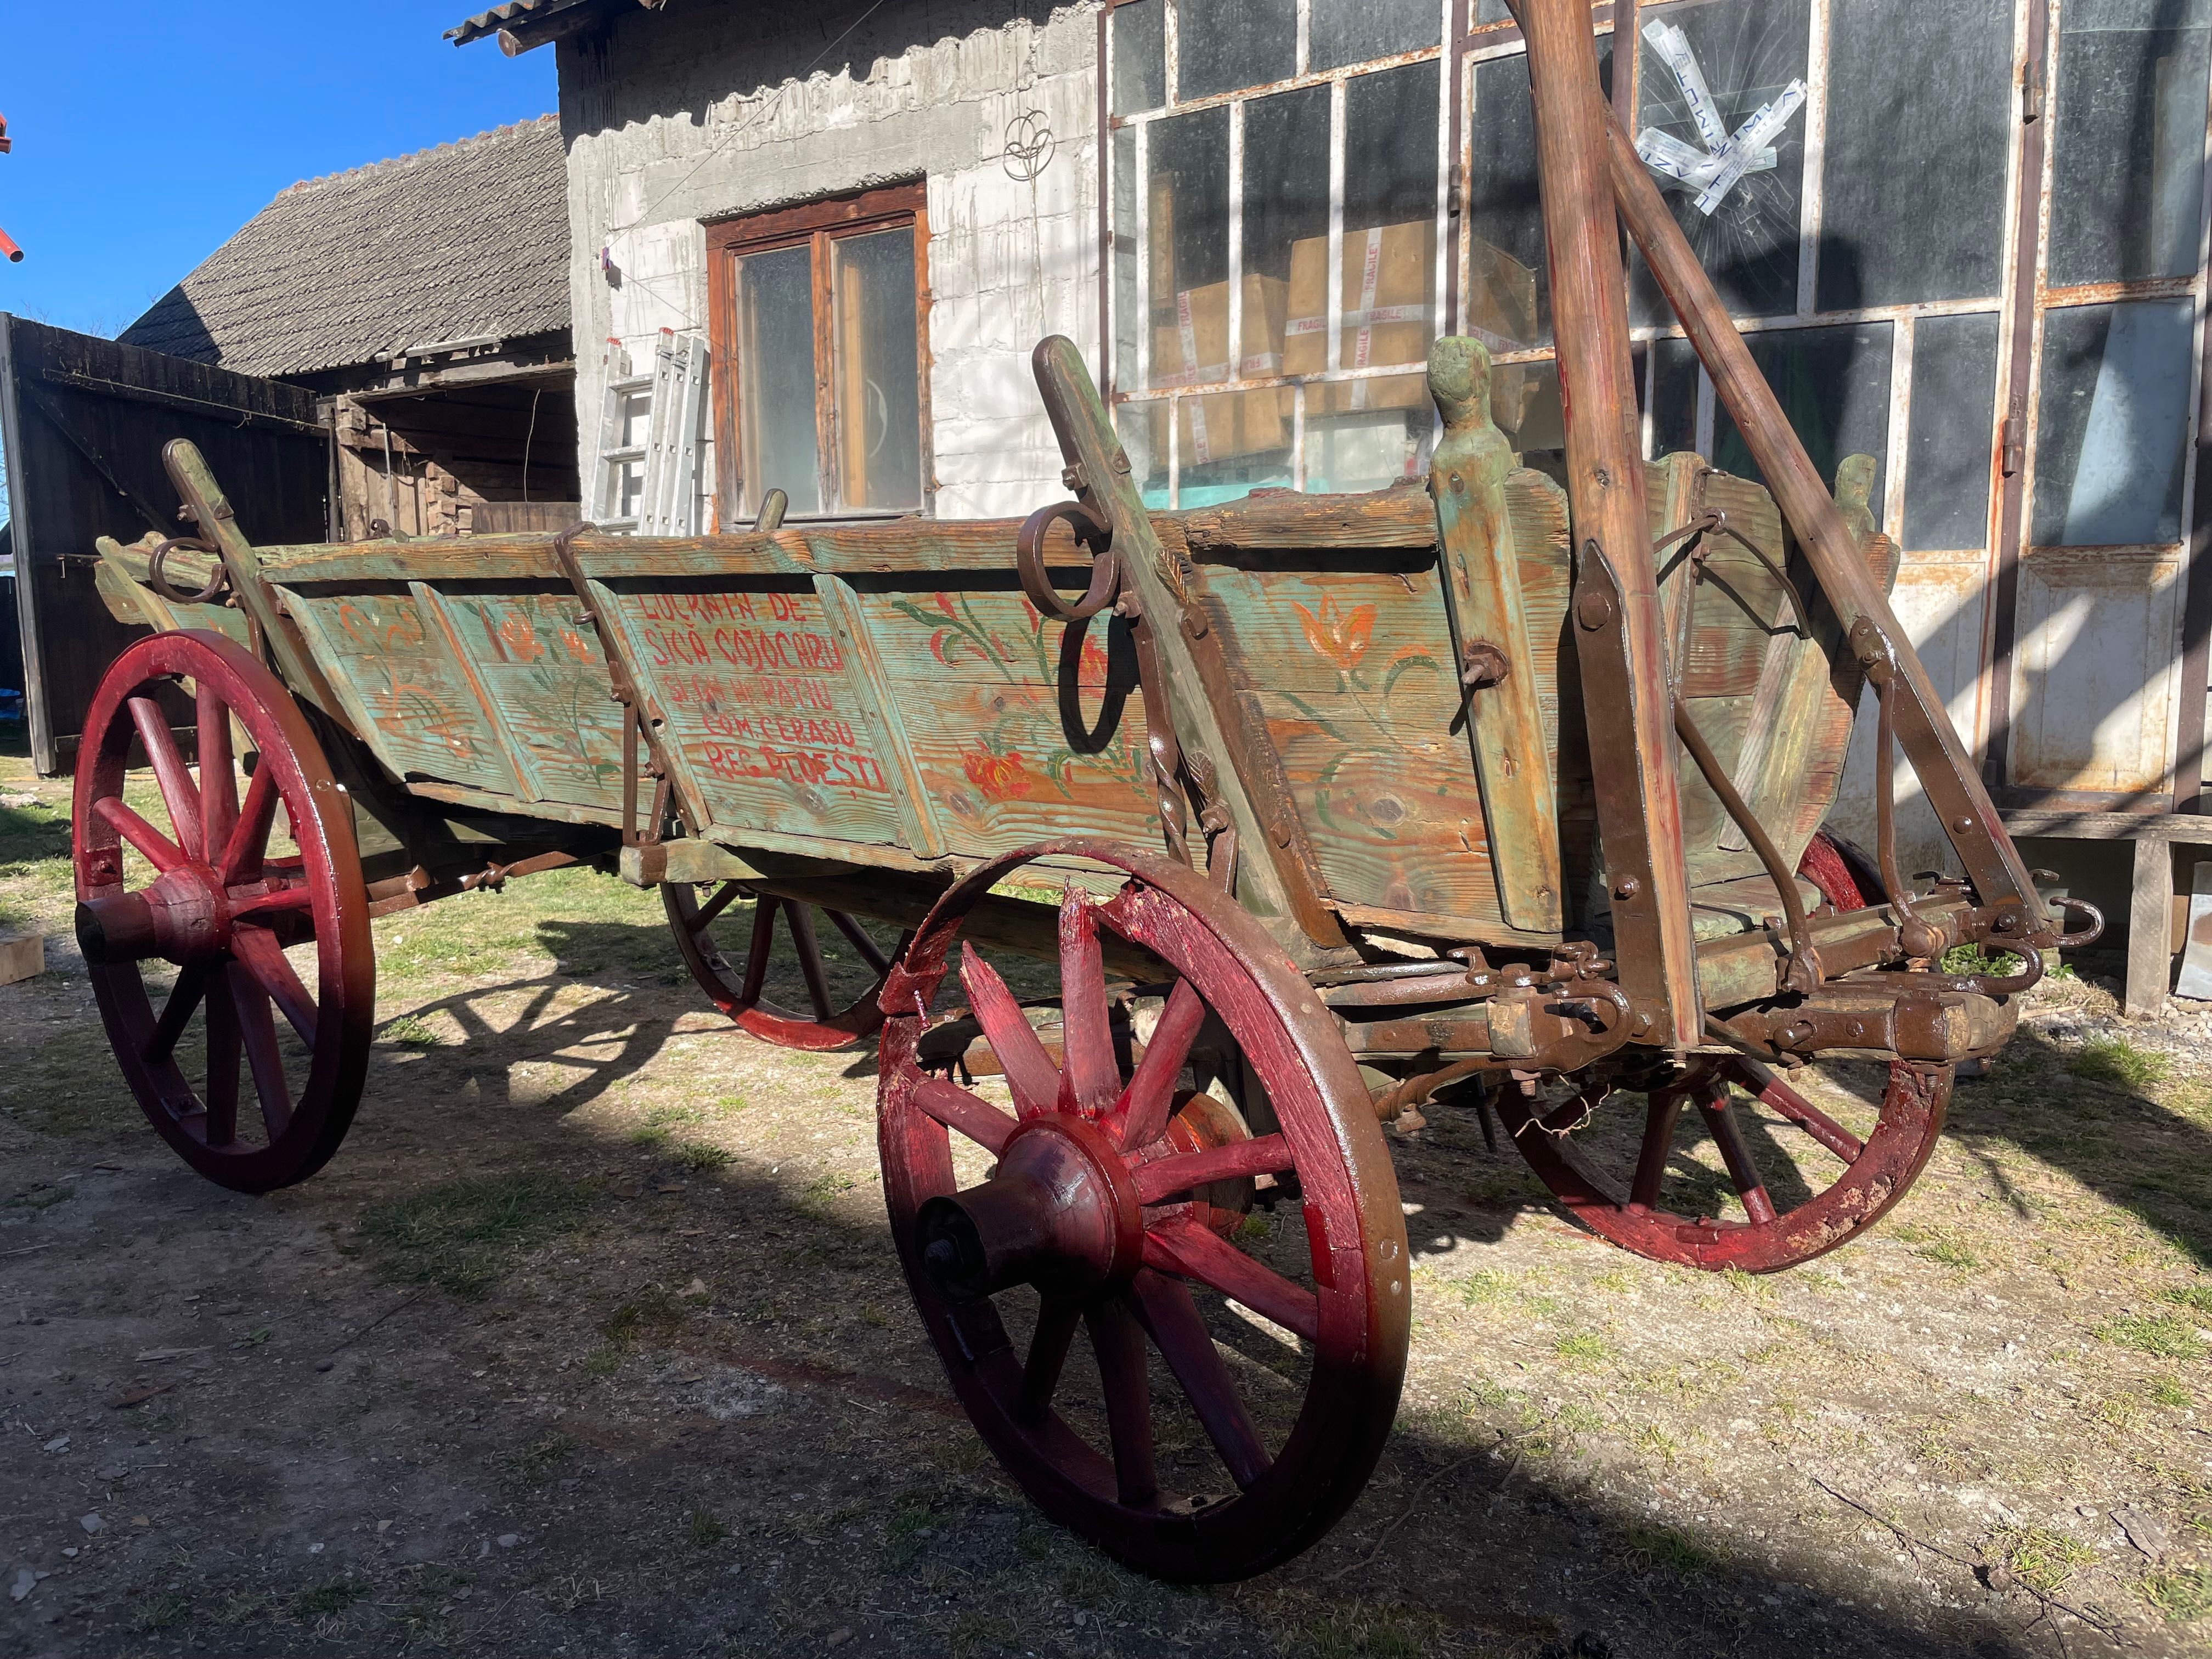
[1468,0,2211,814]
[706,181,934,526]
[1101,0,1459,508]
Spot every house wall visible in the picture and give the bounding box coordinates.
[558,0,1101,523]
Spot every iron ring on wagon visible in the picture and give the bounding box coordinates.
[145,536,228,606]
[1015,498,1118,622]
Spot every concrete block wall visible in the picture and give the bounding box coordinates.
[559,0,1102,523]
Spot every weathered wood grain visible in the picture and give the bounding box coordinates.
[1174,488,1440,555]
[814,573,947,860]
[1429,338,1563,933]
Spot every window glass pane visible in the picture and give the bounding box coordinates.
[735,243,822,517]
[1631,0,1811,322]
[1114,126,1141,394]
[1295,64,1441,489]
[829,228,922,512]
[2048,0,2212,287]
[1112,0,1166,115]
[2032,299,2196,546]
[1144,106,1231,503]
[1310,0,1441,72]
[1475,0,1513,23]
[1178,0,1296,101]
[1465,39,1610,348]
[1903,312,2000,552]
[1817,0,2011,309]
[1713,321,1893,521]
[1649,337,1701,458]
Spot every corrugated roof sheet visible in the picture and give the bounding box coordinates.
[447,0,608,47]
[120,116,569,379]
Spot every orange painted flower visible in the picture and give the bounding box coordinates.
[1292,595,1376,673]
[497,611,547,663]
[962,745,1033,803]
[558,627,595,663]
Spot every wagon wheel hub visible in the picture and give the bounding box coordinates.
[918,1113,1144,1302]
[75,861,285,967]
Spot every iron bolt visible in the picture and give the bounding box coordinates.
[1449,472,1465,494]
[1612,876,1640,901]
[1992,912,2018,934]
[1953,815,1973,833]
[1576,590,1613,630]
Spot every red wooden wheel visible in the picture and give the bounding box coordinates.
[663,879,907,1049]
[1498,1056,1953,1271]
[1797,828,1881,912]
[876,840,1409,1582]
[72,630,374,1194]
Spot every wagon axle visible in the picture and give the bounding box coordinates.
[918,1113,1142,1302]
[74,864,306,968]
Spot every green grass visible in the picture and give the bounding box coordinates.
[2164,1282,2212,1316]
[2146,1376,2194,1408]
[1300,1604,1447,1658]
[1553,1331,1611,1362]
[362,1171,594,1299]
[377,1014,443,1048]
[2069,1036,2169,1091]
[687,1508,732,1547]
[2097,1313,2209,1361]
[291,1577,373,1621]
[129,1591,191,1632]
[674,1140,733,1173]
[2142,1565,2212,1621]
[1625,1521,1719,1578]
[1989,1524,2095,1593]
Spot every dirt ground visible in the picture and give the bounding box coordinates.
[2,743,2210,1659]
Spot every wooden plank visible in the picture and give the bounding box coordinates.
[812,573,946,858]
[1175,489,1440,554]
[2129,836,2172,1019]
[407,582,539,804]
[589,584,906,847]
[429,591,629,811]
[276,592,432,787]
[1427,338,1563,933]
[2004,809,2212,844]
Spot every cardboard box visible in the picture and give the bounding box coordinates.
[1149,274,1291,465]
[1283,220,1437,414]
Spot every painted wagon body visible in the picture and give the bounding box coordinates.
[67,0,2098,1582]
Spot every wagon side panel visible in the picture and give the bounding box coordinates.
[848,582,1161,855]
[593,584,906,847]
[432,591,630,811]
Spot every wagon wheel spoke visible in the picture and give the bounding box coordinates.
[196,682,238,863]
[958,943,1060,1118]
[736,898,776,1005]
[1013,1297,1082,1426]
[1113,978,1206,1151]
[912,1075,1018,1155]
[782,900,834,1020]
[95,797,185,874]
[144,962,210,1066]
[1057,888,1119,1116]
[1130,1269,1269,1491]
[1086,1296,1158,1509]
[219,765,280,887]
[1143,1215,1319,1345]
[202,973,242,1147]
[1695,1084,1777,1226]
[827,909,892,975]
[127,697,203,862]
[1132,1132,1293,1205]
[689,880,743,935]
[1629,1088,1687,1209]
[229,887,313,922]
[231,927,318,1051]
[228,966,293,1141]
[1725,1058,1865,1164]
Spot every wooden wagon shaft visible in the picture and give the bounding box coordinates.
[1519,0,1702,1049]
[1590,99,2049,938]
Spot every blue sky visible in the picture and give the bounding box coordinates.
[1,2,556,340]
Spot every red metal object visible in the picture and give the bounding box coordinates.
[1497,1057,1952,1272]
[72,630,374,1193]
[663,881,905,1050]
[874,839,1409,1581]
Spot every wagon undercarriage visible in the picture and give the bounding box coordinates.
[69,0,2102,1582]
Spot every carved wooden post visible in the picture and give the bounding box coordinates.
[1519,0,1703,1047]
[1427,337,1564,934]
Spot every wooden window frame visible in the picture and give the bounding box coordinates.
[706,179,933,527]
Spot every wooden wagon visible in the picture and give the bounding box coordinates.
[69,1,2097,1582]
